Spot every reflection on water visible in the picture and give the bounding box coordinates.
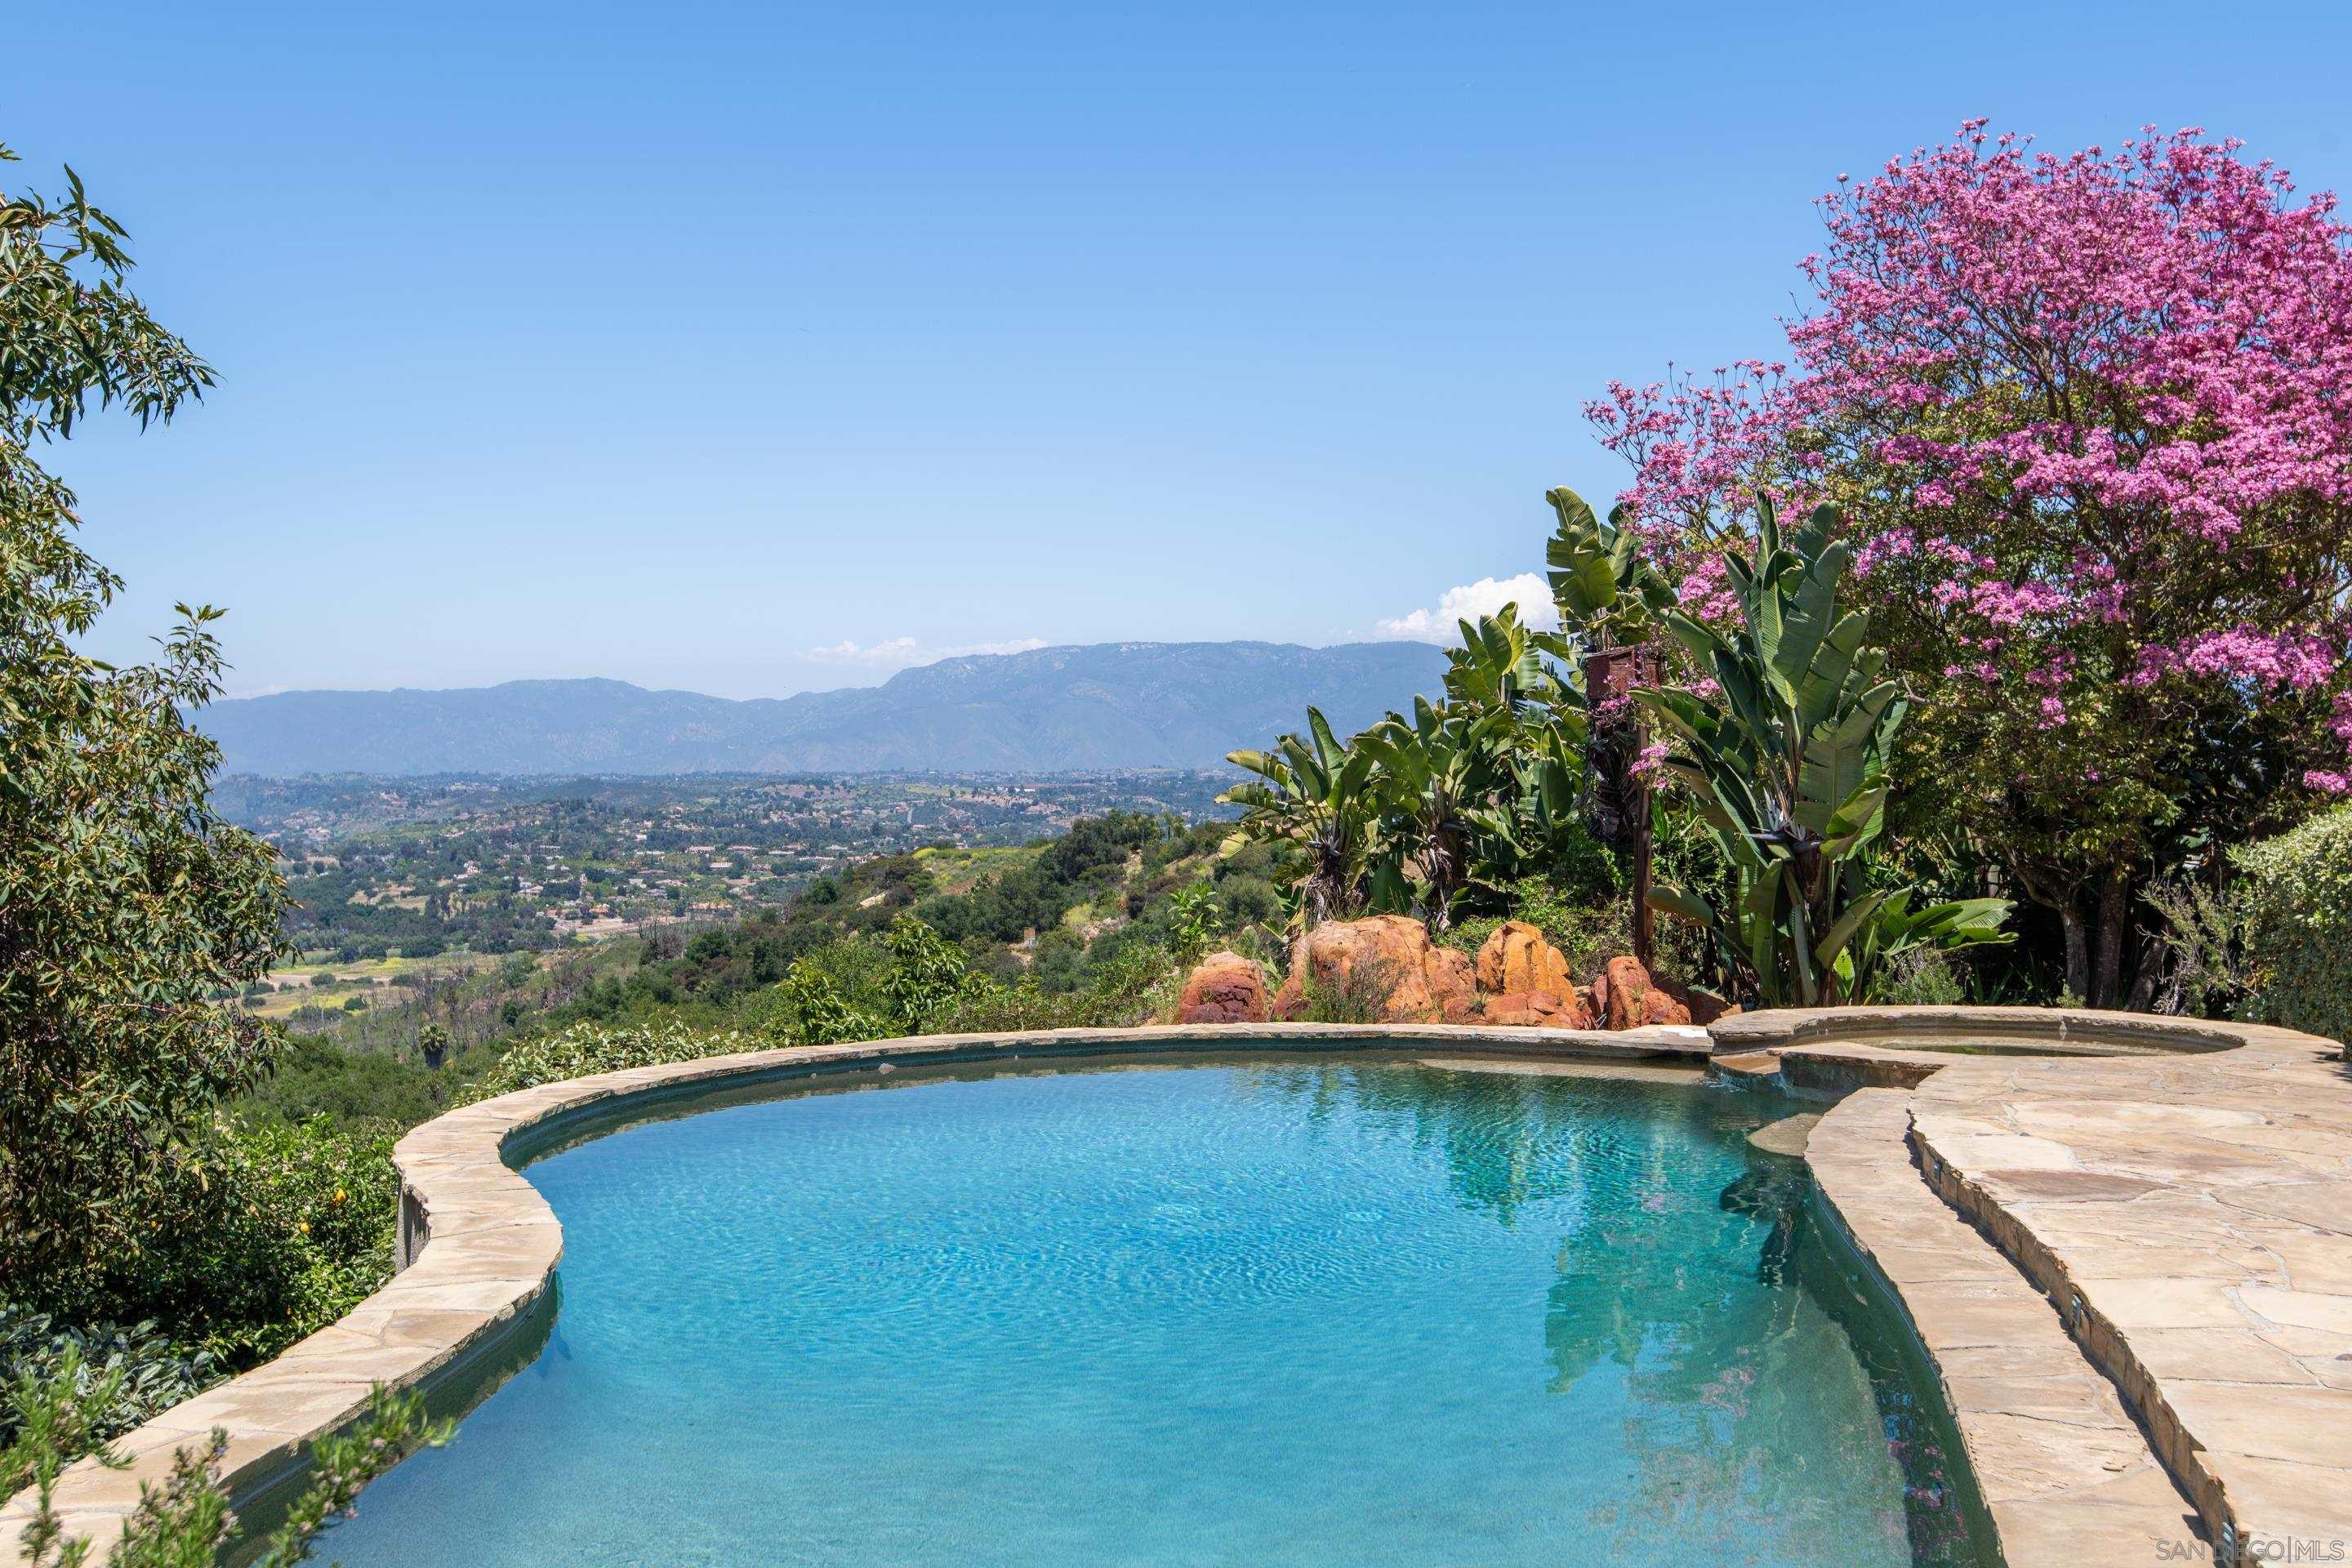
[1255,1062,1993,1565]
[313,1054,1993,1568]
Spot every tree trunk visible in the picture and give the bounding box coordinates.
[2091,863,2132,1009]
[2126,928,2166,1013]
[2060,901,2091,1004]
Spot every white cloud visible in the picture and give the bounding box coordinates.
[804,635,1049,667]
[804,636,920,665]
[1376,573,1557,642]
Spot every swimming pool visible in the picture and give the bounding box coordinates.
[313,1054,1993,1566]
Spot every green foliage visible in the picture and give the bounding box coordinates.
[1224,593,1612,935]
[2,1349,447,1567]
[2140,875,2259,1020]
[1446,876,1632,979]
[1872,951,1967,1007]
[1167,880,1223,966]
[121,1120,398,1365]
[0,1312,218,1453]
[1354,697,1508,929]
[0,146,290,1297]
[1542,484,1675,649]
[2234,804,2352,1047]
[238,1034,476,1130]
[760,915,1186,1042]
[877,915,990,1031]
[933,938,1183,1035]
[1223,709,1382,926]
[1290,954,1403,1025]
[243,1383,451,1566]
[1615,495,2011,1005]
[468,1019,767,1100]
[768,955,888,1046]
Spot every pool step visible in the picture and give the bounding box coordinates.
[1747,1112,1820,1156]
[1711,1050,1783,1084]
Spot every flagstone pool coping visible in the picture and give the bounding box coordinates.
[7,1011,2346,1566]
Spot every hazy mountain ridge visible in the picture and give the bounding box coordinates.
[202,641,1451,777]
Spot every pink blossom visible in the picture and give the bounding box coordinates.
[1584,122,2352,791]
[2135,629,2341,693]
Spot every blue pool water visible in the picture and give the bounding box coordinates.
[313,1056,1991,1566]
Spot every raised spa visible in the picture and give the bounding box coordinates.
[315,1054,1994,1566]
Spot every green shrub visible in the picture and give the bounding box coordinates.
[2,1351,447,1567]
[764,958,889,1045]
[1167,880,1224,966]
[1873,950,1967,1007]
[1292,954,1400,1024]
[122,1119,399,1364]
[934,939,1181,1034]
[2142,875,2258,1019]
[2235,803,2352,1048]
[877,915,991,1031]
[0,1310,220,1450]
[468,1019,768,1101]
[238,1034,482,1132]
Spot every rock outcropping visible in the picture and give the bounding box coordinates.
[1174,917,1727,1032]
[1473,920,1575,997]
[1174,951,1272,1024]
[1597,955,1692,1028]
[1480,990,1597,1029]
[1271,915,1480,1024]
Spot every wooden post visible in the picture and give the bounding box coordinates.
[1630,768,1655,971]
[1583,643,1658,970]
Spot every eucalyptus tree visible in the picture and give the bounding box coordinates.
[0,146,287,1293]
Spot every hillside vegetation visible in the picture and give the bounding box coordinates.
[246,809,1286,1126]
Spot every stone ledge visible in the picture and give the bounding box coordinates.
[1901,1028,2352,1562]
[1760,1006,2351,1564]
[1808,1088,2202,1563]
[3,1022,1706,1560]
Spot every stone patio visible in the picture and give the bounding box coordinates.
[1721,1007,2352,1565]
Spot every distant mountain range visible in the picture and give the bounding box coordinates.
[199,641,1452,777]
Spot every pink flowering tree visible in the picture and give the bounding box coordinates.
[1587,124,2352,1007]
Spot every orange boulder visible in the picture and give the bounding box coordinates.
[1481,989,1599,1029]
[1273,915,1459,1023]
[1599,956,1673,1030]
[1474,920,1575,996]
[1653,973,1733,1026]
[1641,987,1693,1027]
[1175,951,1272,1024]
[1427,945,1482,1023]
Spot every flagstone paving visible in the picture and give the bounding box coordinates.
[1723,1006,2352,1565]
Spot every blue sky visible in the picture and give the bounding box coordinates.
[16,0,2351,698]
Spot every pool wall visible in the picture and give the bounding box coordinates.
[8,1009,2345,1566]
